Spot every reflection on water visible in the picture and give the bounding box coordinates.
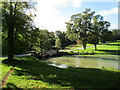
[75,56,81,67]
[48,63,68,68]
[45,55,119,69]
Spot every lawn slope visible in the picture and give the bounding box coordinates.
[1,56,120,89]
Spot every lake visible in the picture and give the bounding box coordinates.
[44,55,119,69]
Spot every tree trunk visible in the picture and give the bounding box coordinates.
[8,2,14,60]
[94,44,97,50]
[8,27,14,60]
[82,40,87,50]
[83,43,86,50]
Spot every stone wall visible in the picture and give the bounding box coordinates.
[32,50,59,58]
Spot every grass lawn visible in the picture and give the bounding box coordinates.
[65,42,120,55]
[65,44,93,50]
[1,56,120,89]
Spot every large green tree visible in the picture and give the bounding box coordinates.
[2,1,35,60]
[66,8,95,50]
[88,15,110,50]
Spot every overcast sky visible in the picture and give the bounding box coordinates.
[33,0,119,32]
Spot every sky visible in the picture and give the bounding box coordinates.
[33,0,119,32]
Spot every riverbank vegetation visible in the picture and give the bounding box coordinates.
[1,56,120,89]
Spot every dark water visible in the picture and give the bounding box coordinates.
[44,55,119,69]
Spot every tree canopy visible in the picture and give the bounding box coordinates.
[2,1,36,60]
[66,8,111,50]
[66,8,95,50]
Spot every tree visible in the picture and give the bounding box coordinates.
[55,38,61,48]
[66,23,78,41]
[88,15,110,50]
[100,30,113,43]
[2,1,35,60]
[55,30,63,38]
[39,30,55,51]
[112,29,120,41]
[66,8,95,50]
[88,15,102,50]
[30,29,55,51]
[55,30,72,49]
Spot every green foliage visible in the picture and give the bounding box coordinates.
[2,2,36,56]
[30,29,55,51]
[88,15,102,47]
[99,29,120,43]
[55,30,63,38]
[55,30,73,49]
[66,8,95,50]
[55,38,61,48]
[66,8,111,50]
[2,1,56,54]
[66,23,78,41]
[100,30,113,43]
[112,29,120,41]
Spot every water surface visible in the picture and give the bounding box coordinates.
[44,55,119,69]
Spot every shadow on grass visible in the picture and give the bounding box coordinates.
[2,56,120,89]
[106,44,120,46]
[96,50,120,55]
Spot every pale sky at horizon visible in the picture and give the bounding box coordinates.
[33,0,119,32]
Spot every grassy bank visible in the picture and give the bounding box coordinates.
[63,42,120,55]
[1,56,120,89]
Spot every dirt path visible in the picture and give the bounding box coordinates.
[0,67,14,89]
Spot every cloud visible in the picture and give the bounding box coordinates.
[36,0,69,8]
[34,0,83,32]
[96,8,118,30]
[34,16,69,32]
[97,8,118,16]
[35,0,83,8]
[72,0,83,7]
